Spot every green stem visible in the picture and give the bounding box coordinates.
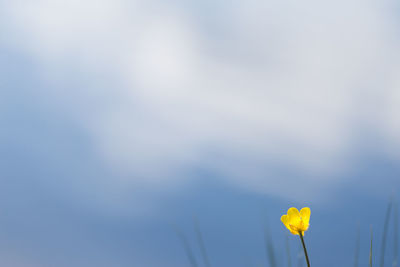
[299,232,310,267]
[370,226,373,267]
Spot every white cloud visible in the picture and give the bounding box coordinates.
[3,0,400,205]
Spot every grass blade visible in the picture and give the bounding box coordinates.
[264,220,277,267]
[193,217,212,267]
[172,224,199,267]
[380,198,393,267]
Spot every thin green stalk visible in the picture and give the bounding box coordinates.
[263,219,277,267]
[172,225,199,267]
[299,232,310,267]
[193,217,211,267]
[380,199,393,267]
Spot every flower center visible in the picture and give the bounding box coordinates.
[289,219,306,232]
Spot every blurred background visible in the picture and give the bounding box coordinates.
[1,0,400,266]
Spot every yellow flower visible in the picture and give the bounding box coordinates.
[281,207,310,235]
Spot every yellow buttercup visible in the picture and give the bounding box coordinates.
[281,207,311,267]
[281,207,311,235]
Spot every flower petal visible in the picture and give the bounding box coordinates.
[281,215,291,231]
[287,207,300,223]
[289,225,300,235]
[300,207,311,226]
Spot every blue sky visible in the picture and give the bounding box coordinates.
[1,0,400,266]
